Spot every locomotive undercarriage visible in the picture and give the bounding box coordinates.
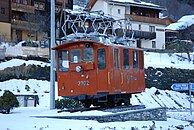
[78,93,132,108]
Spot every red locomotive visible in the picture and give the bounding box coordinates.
[53,39,145,107]
[53,11,145,107]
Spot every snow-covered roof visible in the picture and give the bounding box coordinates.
[166,15,194,31]
[86,0,165,11]
[109,0,164,10]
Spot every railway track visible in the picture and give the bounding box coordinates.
[58,105,145,113]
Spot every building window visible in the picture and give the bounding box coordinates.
[78,21,82,27]
[34,2,39,10]
[85,22,89,28]
[138,24,141,30]
[16,0,20,3]
[55,5,62,13]
[0,8,5,14]
[34,2,45,11]
[126,25,131,30]
[118,9,121,14]
[149,26,155,32]
[23,0,28,4]
[152,41,156,48]
[39,3,45,10]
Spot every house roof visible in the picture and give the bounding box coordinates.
[166,15,194,31]
[110,0,164,10]
[86,0,165,11]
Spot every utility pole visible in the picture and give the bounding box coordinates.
[50,0,55,109]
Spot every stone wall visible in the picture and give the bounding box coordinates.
[44,107,167,123]
[145,67,194,90]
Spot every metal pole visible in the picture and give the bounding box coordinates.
[189,83,192,115]
[50,0,55,109]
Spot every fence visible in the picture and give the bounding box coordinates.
[4,46,49,58]
[0,47,6,59]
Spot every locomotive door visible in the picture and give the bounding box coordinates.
[113,48,121,92]
[69,47,97,96]
[97,48,108,92]
[131,50,139,92]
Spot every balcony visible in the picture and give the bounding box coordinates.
[11,3,35,13]
[125,14,168,25]
[11,19,37,31]
[132,30,156,40]
[115,29,156,40]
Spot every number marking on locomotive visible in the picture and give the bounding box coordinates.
[78,80,90,86]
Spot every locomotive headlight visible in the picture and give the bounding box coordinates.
[76,65,82,72]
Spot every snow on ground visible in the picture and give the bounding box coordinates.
[0,59,49,70]
[1,107,193,130]
[144,52,194,69]
[0,52,194,129]
[0,79,194,130]
[0,51,193,70]
[1,79,193,110]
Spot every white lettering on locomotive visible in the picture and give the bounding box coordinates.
[78,80,89,86]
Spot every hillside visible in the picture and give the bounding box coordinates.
[1,51,193,89]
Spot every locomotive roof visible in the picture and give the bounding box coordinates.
[52,39,144,51]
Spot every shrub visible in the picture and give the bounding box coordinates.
[0,90,19,114]
[55,98,83,109]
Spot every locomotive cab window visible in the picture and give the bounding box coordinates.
[97,48,106,69]
[70,49,81,63]
[114,48,119,68]
[133,50,138,69]
[84,47,94,62]
[58,50,69,72]
[123,49,129,70]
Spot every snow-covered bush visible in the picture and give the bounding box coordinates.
[0,90,19,114]
[55,98,83,109]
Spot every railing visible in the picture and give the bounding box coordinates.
[125,14,168,25]
[11,3,34,13]
[132,30,156,40]
[0,47,6,60]
[11,19,37,31]
[115,29,156,40]
[5,46,49,58]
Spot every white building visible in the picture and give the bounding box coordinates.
[86,0,170,49]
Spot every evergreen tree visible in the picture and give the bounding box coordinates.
[0,90,19,114]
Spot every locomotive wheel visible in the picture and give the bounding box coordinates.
[81,101,91,108]
[84,103,91,108]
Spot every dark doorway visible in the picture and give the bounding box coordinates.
[137,40,141,48]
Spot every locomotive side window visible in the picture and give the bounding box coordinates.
[97,48,106,69]
[84,47,94,62]
[70,49,81,63]
[58,50,69,72]
[123,49,129,70]
[133,50,138,69]
[114,48,119,68]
